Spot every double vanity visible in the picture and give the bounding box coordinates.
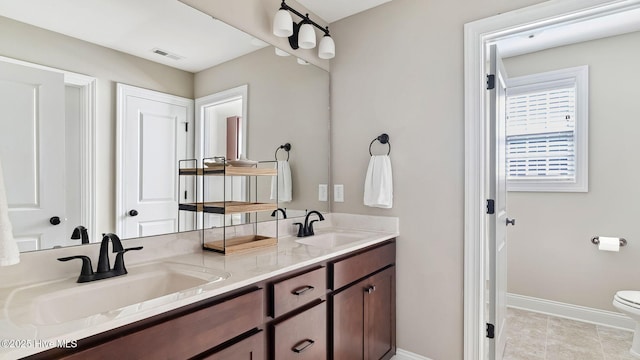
[0,214,398,359]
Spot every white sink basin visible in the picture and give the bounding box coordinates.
[295,231,373,249]
[6,262,230,326]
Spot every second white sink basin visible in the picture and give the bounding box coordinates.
[6,262,230,326]
[295,231,373,249]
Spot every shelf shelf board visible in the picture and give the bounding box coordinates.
[179,167,277,176]
[203,235,277,254]
[179,201,277,214]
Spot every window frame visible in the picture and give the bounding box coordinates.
[506,65,589,192]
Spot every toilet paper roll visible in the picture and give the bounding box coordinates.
[598,236,620,252]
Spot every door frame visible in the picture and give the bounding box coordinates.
[0,55,97,242]
[463,0,640,358]
[194,84,248,228]
[115,83,195,236]
[194,84,248,161]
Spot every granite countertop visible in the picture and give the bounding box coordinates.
[0,214,398,359]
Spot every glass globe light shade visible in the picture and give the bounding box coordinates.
[298,22,316,49]
[273,9,293,37]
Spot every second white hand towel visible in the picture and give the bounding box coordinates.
[364,155,393,208]
[0,159,19,266]
[271,160,292,202]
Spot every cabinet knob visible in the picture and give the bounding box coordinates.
[291,339,315,353]
[49,216,62,225]
[365,285,376,294]
[129,209,139,217]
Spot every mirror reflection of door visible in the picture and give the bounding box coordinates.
[196,85,248,229]
[0,60,69,251]
[117,84,194,239]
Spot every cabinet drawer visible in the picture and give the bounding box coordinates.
[272,266,325,317]
[202,330,265,360]
[60,288,264,360]
[331,241,395,290]
[272,301,327,360]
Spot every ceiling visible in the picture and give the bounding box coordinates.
[2,0,638,72]
[0,0,392,73]
[496,7,640,57]
[297,0,393,23]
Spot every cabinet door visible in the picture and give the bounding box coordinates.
[201,330,265,360]
[332,266,395,360]
[365,267,395,360]
[332,278,365,360]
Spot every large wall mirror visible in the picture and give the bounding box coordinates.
[0,0,330,252]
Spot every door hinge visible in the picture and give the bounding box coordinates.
[486,199,495,214]
[486,323,495,339]
[486,74,495,90]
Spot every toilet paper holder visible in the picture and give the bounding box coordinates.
[591,236,627,247]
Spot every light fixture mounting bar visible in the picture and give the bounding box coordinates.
[279,0,330,35]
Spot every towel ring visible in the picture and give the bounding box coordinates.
[369,133,390,156]
[275,143,291,161]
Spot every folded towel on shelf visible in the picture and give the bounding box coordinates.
[271,160,292,203]
[0,159,19,266]
[364,155,393,209]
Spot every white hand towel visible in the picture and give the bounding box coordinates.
[0,159,19,266]
[271,161,292,203]
[364,155,393,209]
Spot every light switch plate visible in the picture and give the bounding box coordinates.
[318,184,328,201]
[334,184,344,202]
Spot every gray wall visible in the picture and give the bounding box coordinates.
[329,0,544,358]
[0,16,194,236]
[195,46,330,214]
[504,31,640,311]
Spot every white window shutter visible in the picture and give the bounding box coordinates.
[505,65,588,192]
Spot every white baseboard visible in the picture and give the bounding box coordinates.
[507,293,635,331]
[393,348,433,360]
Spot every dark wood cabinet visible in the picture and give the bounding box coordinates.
[27,240,395,360]
[331,243,396,360]
[32,288,264,360]
[271,301,327,360]
[201,330,265,360]
[271,266,325,318]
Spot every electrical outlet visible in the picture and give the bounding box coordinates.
[318,184,328,201]
[334,184,344,202]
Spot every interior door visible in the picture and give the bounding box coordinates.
[0,61,66,251]
[487,44,509,360]
[117,84,193,238]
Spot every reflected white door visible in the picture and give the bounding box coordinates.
[0,61,66,251]
[117,84,193,238]
[487,44,509,360]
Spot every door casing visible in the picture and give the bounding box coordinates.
[463,0,640,358]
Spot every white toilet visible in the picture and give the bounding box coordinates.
[613,291,640,358]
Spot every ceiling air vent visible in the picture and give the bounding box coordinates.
[151,48,183,61]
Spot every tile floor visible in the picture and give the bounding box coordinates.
[504,307,636,360]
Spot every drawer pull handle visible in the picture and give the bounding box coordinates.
[292,339,315,353]
[292,285,315,296]
[365,285,376,294]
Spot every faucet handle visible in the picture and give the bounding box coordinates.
[113,247,143,274]
[58,256,94,281]
[293,222,305,237]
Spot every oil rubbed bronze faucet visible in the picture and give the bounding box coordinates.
[71,226,90,244]
[58,233,143,283]
[271,208,288,219]
[294,210,325,237]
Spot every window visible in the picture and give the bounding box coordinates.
[506,66,588,192]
